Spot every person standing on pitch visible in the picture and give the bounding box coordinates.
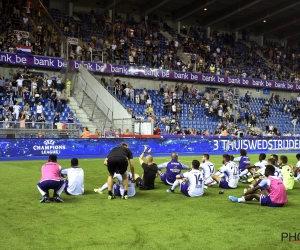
[37,155,65,203]
[105,142,135,200]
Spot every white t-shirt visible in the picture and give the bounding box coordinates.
[47,79,52,86]
[219,162,239,188]
[180,169,204,197]
[124,88,130,95]
[114,172,135,197]
[200,161,215,180]
[254,160,268,169]
[17,79,23,87]
[61,167,84,195]
[172,105,176,112]
[36,105,43,114]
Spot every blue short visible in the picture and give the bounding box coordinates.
[64,180,71,195]
[38,179,65,192]
[160,173,173,185]
[113,183,121,197]
[219,179,233,189]
[180,181,190,197]
[260,194,284,207]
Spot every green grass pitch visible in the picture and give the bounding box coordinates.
[0,153,299,250]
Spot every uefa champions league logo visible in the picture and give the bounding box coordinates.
[32,140,65,154]
[43,140,55,146]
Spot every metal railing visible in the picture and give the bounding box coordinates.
[0,121,79,138]
[76,74,113,133]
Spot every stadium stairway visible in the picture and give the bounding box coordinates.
[69,88,112,133]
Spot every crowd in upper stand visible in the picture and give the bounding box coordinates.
[0,1,300,83]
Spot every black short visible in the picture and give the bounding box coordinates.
[107,158,128,175]
[135,177,151,190]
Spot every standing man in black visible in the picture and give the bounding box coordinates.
[135,147,158,190]
[105,142,135,200]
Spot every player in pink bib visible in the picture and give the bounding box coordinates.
[37,155,65,203]
[229,165,288,207]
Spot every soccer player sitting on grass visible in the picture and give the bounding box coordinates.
[135,146,158,190]
[94,170,136,198]
[61,158,84,196]
[279,155,294,190]
[229,165,288,207]
[249,158,282,188]
[239,153,268,182]
[166,160,204,197]
[233,149,250,179]
[37,155,65,203]
[157,152,190,185]
[292,153,300,181]
[206,154,239,189]
[200,154,215,185]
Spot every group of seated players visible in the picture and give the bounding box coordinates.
[37,143,299,207]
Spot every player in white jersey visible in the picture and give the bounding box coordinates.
[293,153,300,181]
[240,153,268,180]
[61,158,84,195]
[206,154,239,189]
[249,158,282,188]
[166,160,204,197]
[94,171,136,197]
[200,154,215,183]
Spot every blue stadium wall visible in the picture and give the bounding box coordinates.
[0,137,300,158]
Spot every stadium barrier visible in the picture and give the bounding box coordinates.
[1,137,300,158]
[0,52,299,91]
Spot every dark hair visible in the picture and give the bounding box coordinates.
[296,153,300,160]
[265,165,275,175]
[271,154,278,161]
[259,153,266,160]
[267,158,276,166]
[223,154,230,162]
[192,160,200,169]
[71,158,78,166]
[120,142,129,148]
[229,155,234,161]
[48,154,57,162]
[280,155,288,164]
[203,154,209,160]
[240,149,247,156]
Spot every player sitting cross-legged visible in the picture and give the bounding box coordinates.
[61,158,84,196]
[166,160,204,197]
[206,154,239,189]
[157,152,190,185]
[94,169,136,198]
[229,165,288,207]
[239,153,268,183]
[135,146,158,190]
[200,154,215,185]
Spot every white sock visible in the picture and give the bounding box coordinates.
[99,183,108,192]
[238,196,246,203]
[171,180,179,191]
[239,169,249,177]
[37,185,46,196]
[205,177,214,185]
[56,182,66,196]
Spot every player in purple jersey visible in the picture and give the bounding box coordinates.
[233,149,250,174]
[157,153,190,185]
